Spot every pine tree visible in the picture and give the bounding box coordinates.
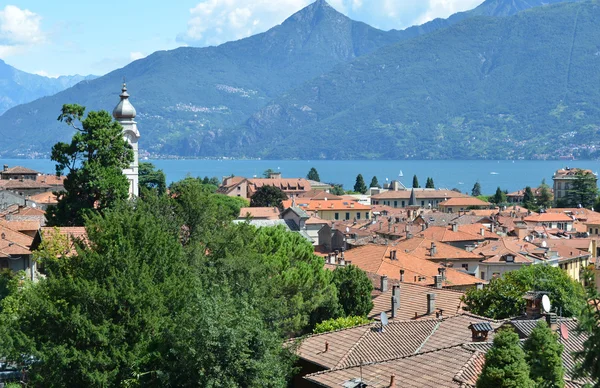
[566,171,598,209]
[307,167,320,182]
[538,179,553,209]
[369,176,380,188]
[426,177,435,188]
[354,174,367,194]
[523,186,536,210]
[477,329,535,388]
[472,181,482,197]
[412,175,420,188]
[492,187,506,204]
[523,320,565,388]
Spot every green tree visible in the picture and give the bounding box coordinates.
[523,320,565,388]
[313,316,372,334]
[332,265,374,317]
[412,175,420,188]
[307,167,320,182]
[523,186,536,210]
[46,104,134,226]
[263,168,277,178]
[0,269,19,312]
[538,179,553,209]
[426,177,435,189]
[463,265,586,319]
[369,176,380,188]
[329,184,345,196]
[139,162,166,195]
[202,176,220,186]
[354,174,367,194]
[492,186,507,204]
[477,328,535,388]
[565,171,598,209]
[573,268,600,383]
[472,181,482,197]
[250,185,288,208]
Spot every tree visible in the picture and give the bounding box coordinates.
[492,187,506,204]
[564,171,598,209]
[263,168,277,178]
[573,268,600,383]
[332,265,374,317]
[250,185,288,208]
[523,186,536,210]
[477,328,535,388]
[46,104,134,226]
[412,175,420,188]
[354,174,367,194]
[463,265,586,319]
[307,167,320,182]
[329,184,345,196]
[426,177,435,189]
[139,162,166,195]
[369,176,380,188]
[0,269,19,312]
[538,179,553,209]
[472,181,482,197]
[313,316,372,334]
[202,176,220,186]
[523,320,565,388]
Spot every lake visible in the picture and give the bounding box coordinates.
[1,159,599,194]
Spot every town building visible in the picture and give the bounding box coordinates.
[438,197,491,213]
[113,83,140,198]
[552,167,597,205]
[218,174,311,199]
[506,186,553,204]
[283,198,371,221]
[371,188,472,209]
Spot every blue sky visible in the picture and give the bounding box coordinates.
[0,0,483,77]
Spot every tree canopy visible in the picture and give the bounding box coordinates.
[523,320,565,388]
[307,167,320,182]
[332,265,374,318]
[250,185,288,208]
[425,177,435,189]
[46,104,134,226]
[463,265,586,319]
[139,161,167,195]
[492,187,507,204]
[412,175,420,188]
[561,171,598,209]
[354,174,367,194]
[538,179,553,209]
[472,181,482,197]
[369,176,380,188]
[523,186,536,210]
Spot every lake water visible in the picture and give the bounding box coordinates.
[2,158,599,194]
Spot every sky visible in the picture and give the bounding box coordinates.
[0,0,483,77]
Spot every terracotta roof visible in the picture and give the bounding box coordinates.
[393,237,481,261]
[0,180,50,190]
[554,168,595,178]
[0,219,40,232]
[39,227,88,257]
[16,207,45,216]
[0,225,34,247]
[305,216,331,225]
[439,197,491,207]
[342,244,481,287]
[2,166,39,175]
[418,225,484,243]
[284,199,371,211]
[34,175,65,186]
[457,224,500,240]
[524,213,574,223]
[297,190,343,200]
[372,189,471,200]
[238,207,280,220]
[507,187,554,197]
[28,191,58,204]
[472,238,535,264]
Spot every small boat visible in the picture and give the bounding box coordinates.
[399,170,404,177]
[458,182,464,185]
[490,172,499,175]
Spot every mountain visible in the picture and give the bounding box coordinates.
[0,0,585,158]
[0,0,404,157]
[0,59,96,115]
[223,0,600,160]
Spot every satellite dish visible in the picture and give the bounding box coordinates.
[541,295,551,313]
[380,312,389,329]
[560,323,569,340]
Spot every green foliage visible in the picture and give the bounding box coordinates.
[202,176,220,186]
[412,175,420,188]
[463,265,586,319]
[329,184,345,196]
[307,167,320,182]
[354,174,367,194]
[523,320,565,388]
[573,268,600,383]
[313,316,372,334]
[425,177,435,189]
[263,168,277,178]
[332,265,374,317]
[492,187,507,205]
[523,186,536,210]
[538,179,553,210]
[472,181,482,197]
[46,104,134,226]
[250,185,288,208]
[477,328,535,388]
[139,162,166,195]
[0,270,19,312]
[563,171,598,209]
[369,176,380,188]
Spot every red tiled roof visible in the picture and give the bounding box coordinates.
[284,199,371,211]
[238,207,280,219]
[28,191,58,204]
[393,237,480,261]
[418,225,484,243]
[2,166,39,175]
[439,197,491,207]
[524,213,574,223]
[372,189,471,200]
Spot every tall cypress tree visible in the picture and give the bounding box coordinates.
[538,179,553,209]
[412,175,420,188]
[477,329,535,388]
[523,320,565,388]
[307,167,320,182]
[369,176,380,188]
[566,171,598,209]
[523,186,536,210]
[472,181,482,197]
[425,177,435,188]
[354,174,367,194]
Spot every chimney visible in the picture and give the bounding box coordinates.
[391,285,400,318]
[388,223,391,232]
[546,313,558,332]
[324,341,329,352]
[430,242,437,256]
[491,223,496,233]
[381,275,389,292]
[476,282,484,290]
[389,374,396,388]
[407,233,413,239]
[400,269,405,282]
[2,164,7,172]
[451,223,458,232]
[394,226,398,233]
[379,221,383,230]
[427,293,436,315]
[480,227,485,237]
[438,266,446,281]
[434,275,443,289]
[421,223,426,231]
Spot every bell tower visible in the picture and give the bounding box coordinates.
[112,83,140,197]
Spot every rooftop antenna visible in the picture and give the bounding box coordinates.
[380,311,389,332]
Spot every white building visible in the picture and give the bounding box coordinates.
[112,84,140,197]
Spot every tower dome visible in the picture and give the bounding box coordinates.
[112,83,137,120]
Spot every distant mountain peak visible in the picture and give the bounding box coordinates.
[284,0,347,26]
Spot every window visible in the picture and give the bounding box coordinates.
[402,201,405,207]
[557,182,562,190]
[421,201,425,206]
[0,259,8,269]
[237,186,241,191]
[335,213,339,220]
[345,212,350,220]
[462,263,469,271]
[356,212,361,220]
[480,272,485,280]
[596,228,598,235]
[505,255,514,263]
[394,200,397,207]
[366,212,370,220]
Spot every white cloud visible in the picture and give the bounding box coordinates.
[414,0,483,25]
[33,70,59,78]
[130,51,146,61]
[0,5,46,57]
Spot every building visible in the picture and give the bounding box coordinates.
[113,83,140,198]
[552,167,597,205]
[506,186,553,204]
[1,165,38,180]
[523,212,574,231]
[283,198,371,221]
[438,197,492,213]
[218,174,311,199]
[371,188,472,209]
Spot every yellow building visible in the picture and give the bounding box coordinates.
[283,199,371,221]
